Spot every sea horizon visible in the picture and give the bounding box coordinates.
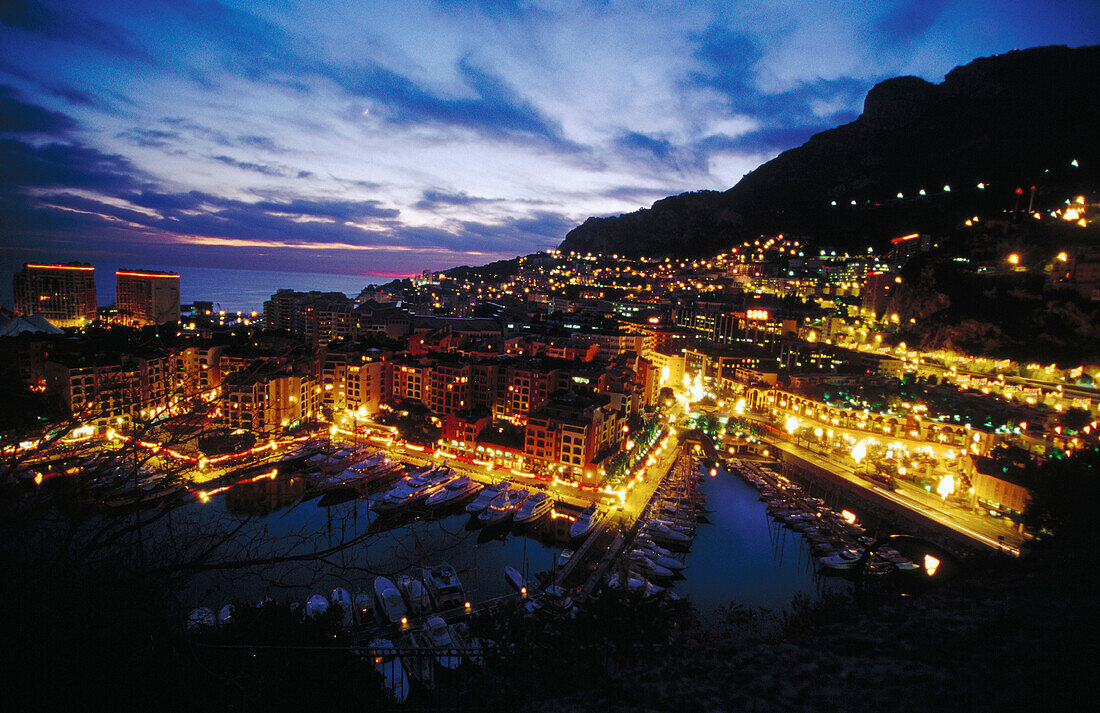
[1,262,414,315]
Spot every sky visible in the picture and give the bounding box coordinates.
[0,0,1097,279]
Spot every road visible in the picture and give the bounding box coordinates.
[765,437,1025,555]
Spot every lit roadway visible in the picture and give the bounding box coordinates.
[762,436,1025,555]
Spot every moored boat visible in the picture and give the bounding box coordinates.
[421,562,465,611]
[354,591,374,624]
[569,503,602,540]
[513,490,553,524]
[396,574,432,615]
[369,637,410,703]
[425,474,482,508]
[504,566,525,593]
[642,521,691,545]
[466,480,507,514]
[374,576,409,625]
[479,487,529,526]
[373,468,443,512]
[331,587,355,626]
[818,548,863,570]
[424,615,462,670]
[306,594,329,618]
[406,468,460,506]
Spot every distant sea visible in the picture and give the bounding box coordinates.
[0,263,401,315]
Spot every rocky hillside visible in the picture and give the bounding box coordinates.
[560,45,1100,257]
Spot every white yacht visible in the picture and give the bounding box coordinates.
[513,490,553,524]
[424,616,462,670]
[421,562,465,611]
[479,487,529,526]
[504,566,525,593]
[373,576,409,625]
[642,521,691,546]
[569,503,602,540]
[425,474,482,508]
[396,574,432,615]
[466,480,508,514]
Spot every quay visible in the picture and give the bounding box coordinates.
[763,437,1023,556]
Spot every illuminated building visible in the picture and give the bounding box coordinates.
[220,367,319,434]
[861,271,895,317]
[13,262,97,327]
[116,269,180,326]
[44,353,171,431]
[524,390,626,480]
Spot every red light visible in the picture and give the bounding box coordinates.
[1015,187,1024,195]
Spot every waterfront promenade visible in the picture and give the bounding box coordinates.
[763,437,1024,555]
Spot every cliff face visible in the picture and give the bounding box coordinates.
[560,44,1100,257]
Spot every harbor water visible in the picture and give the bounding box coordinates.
[174,460,829,616]
[667,463,830,613]
[176,479,567,611]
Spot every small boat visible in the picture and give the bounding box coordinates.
[466,481,507,514]
[818,548,863,570]
[217,604,236,626]
[424,615,462,670]
[331,587,355,626]
[421,562,465,611]
[374,576,409,625]
[556,548,574,568]
[396,574,432,615]
[425,474,482,508]
[637,546,685,571]
[504,566,525,593]
[627,553,673,580]
[544,585,575,614]
[354,591,374,625]
[569,503,602,540]
[642,521,691,545]
[606,570,646,592]
[448,621,484,667]
[878,548,920,571]
[369,637,410,703]
[479,487,529,526]
[306,594,329,618]
[635,536,675,558]
[513,490,553,524]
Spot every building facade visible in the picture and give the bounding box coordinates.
[116,269,181,326]
[13,262,97,328]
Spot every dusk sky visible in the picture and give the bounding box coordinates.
[1,0,1097,279]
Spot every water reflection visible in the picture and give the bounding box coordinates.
[180,482,567,611]
[225,475,307,515]
[670,465,833,612]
